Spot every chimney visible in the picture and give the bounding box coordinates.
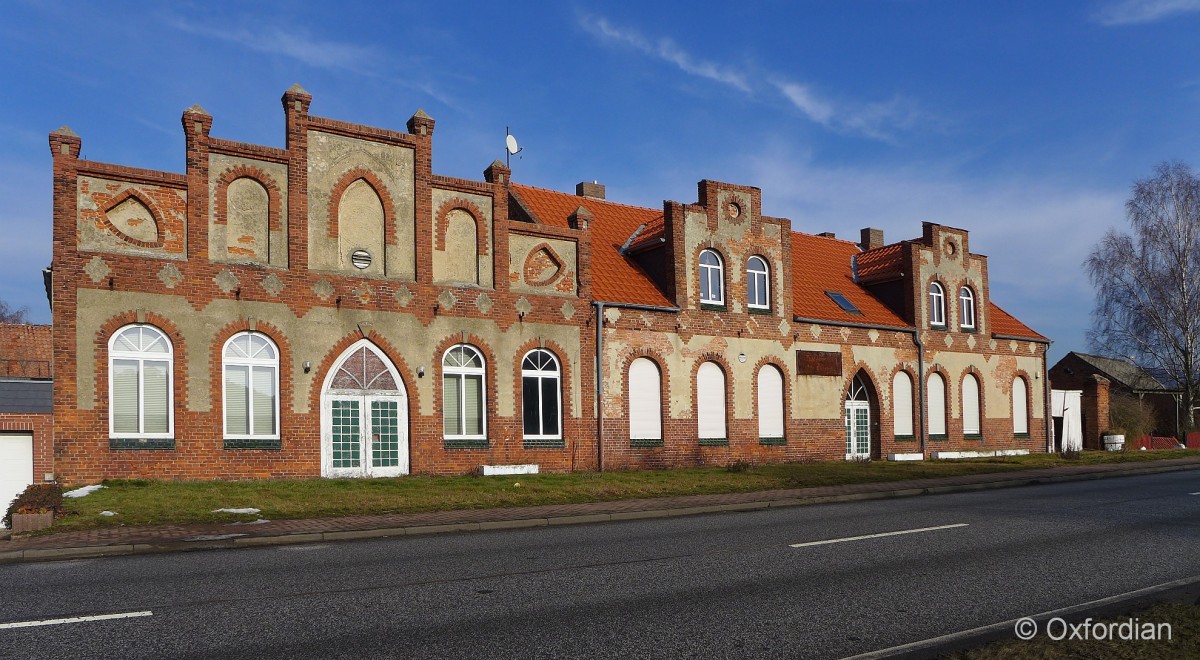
[818,231,836,238]
[860,227,884,251]
[576,180,605,200]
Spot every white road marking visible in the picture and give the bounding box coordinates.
[790,523,968,548]
[1190,492,1200,495]
[0,611,152,629]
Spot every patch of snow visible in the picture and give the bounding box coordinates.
[212,508,261,515]
[99,511,118,517]
[63,484,106,499]
[229,519,271,526]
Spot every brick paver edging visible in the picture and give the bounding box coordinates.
[3,457,1199,564]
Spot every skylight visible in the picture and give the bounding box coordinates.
[825,291,863,316]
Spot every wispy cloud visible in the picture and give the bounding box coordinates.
[579,13,930,141]
[167,16,384,72]
[1093,0,1200,25]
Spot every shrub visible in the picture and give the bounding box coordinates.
[725,459,752,473]
[2,483,63,528]
[1108,393,1156,442]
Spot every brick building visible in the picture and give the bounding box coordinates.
[1,323,53,521]
[46,86,1049,484]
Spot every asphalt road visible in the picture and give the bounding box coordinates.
[1,470,1198,659]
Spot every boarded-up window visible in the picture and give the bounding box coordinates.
[893,371,914,437]
[629,358,661,441]
[226,178,270,263]
[757,365,784,440]
[928,373,946,436]
[963,374,981,435]
[697,361,726,440]
[1012,377,1028,435]
[338,179,385,276]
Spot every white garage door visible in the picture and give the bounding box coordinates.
[0,432,34,530]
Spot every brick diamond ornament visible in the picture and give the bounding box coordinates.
[261,273,284,297]
[85,256,110,284]
[214,269,240,294]
[157,264,184,289]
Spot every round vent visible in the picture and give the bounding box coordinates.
[350,249,372,269]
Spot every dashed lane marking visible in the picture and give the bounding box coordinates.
[790,523,969,548]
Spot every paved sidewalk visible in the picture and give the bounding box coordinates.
[4,457,1200,563]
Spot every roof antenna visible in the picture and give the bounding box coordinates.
[505,127,523,168]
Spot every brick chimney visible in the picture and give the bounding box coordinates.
[860,227,885,251]
[817,231,836,238]
[576,180,605,200]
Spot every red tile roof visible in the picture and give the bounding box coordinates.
[988,303,1047,341]
[791,233,908,327]
[509,184,674,307]
[0,323,52,379]
[856,243,905,282]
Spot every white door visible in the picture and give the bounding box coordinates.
[0,432,34,529]
[845,402,871,459]
[321,341,408,477]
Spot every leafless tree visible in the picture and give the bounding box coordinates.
[1087,161,1200,433]
[0,298,30,324]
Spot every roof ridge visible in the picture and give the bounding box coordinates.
[791,230,861,248]
[511,182,663,215]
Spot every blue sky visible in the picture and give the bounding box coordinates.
[4,1,1200,364]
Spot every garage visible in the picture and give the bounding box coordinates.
[0,432,34,529]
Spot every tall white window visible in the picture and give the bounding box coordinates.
[929,282,946,326]
[223,332,279,440]
[696,361,727,441]
[892,371,914,437]
[443,344,486,440]
[521,349,561,441]
[747,256,769,310]
[1012,377,1029,435]
[699,249,724,305]
[963,374,981,436]
[109,324,173,438]
[757,365,785,441]
[959,286,976,329]
[629,357,662,442]
[928,372,947,437]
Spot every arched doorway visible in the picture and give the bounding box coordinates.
[845,373,875,460]
[320,340,408,477]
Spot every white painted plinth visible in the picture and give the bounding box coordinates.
[480,464,539,476]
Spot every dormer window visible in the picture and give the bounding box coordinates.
[929,282,946,327]
[747,256,769,310]
[699,249,724,305]
[959,286,976,329]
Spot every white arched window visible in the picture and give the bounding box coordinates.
[443,344,486,440]
[757,365,785,443]
[1012,377,1029,435]
[223,332,279,440]
[629,357,662,442]
[929,282,946,327]
[963,374,981,436]
[959,286,976,329]
[747,256,769,310]
[697,361,727,441]
[928,372,947,437]
[109,324,173,438]
[521,349,561,442]
[699,249,724,305]
[892,371,914,438]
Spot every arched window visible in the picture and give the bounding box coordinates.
[757,365,785,443]
[963,374,981,436]
[697,361,727,441]
[443,345,486,440]
[222,332,279,441]
[1012,377,1029,435]
[629,357,662,443]
[892,371,914,438]
[929,282,946,327]
[845,374,871,459]
[747,256,770,310]
[928,372,947,438]
[959,286,976,329]
[109,324,173,438]
[699,249,724,305]
[521,349,561,442]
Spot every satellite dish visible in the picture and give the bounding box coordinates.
[506,134,520,155]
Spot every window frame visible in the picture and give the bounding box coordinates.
[442,344,487,442]
[959,286,976,330]
[927,372,947,438]
[892,371,914,438]
[746,255,770,310]
[929,281,946,327]
[962,373,982,437]
[520,348,562,442]
[696,361,728,444]
[108,324,174,440]
[221,331,281,441]
[629,357,664,445]
[699,249,725,306]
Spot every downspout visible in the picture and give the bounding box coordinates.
[1043,346,1053,453]
[594,301,605,472]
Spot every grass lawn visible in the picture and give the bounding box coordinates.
[943,601,1200,659]
[49,448,1197,532]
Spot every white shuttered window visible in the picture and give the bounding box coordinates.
[892,372,914,437]
[628,358,662,441]
[443,345,486,439]
[1012,377,1028,435]
[757,365,784,440]
[928,373,947,437]
[696,362,727,440]
[963,374,981,436]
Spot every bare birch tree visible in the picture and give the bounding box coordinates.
[0,299,29,324]
[1086,161,1200,433]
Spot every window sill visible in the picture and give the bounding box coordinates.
[964,433,983,440]
[630,438,664,448]
[700,303,727,312]
[928,434,948,441]
[1014,433,1030,439]
[959,327,977,333]
[110,437,175,450]
[444,438,490,449]
[930,324,947,330]
[894,434,916,442]
[224,438,282,450]
[698,438,729,447]
[748,307,773,316]
[523,438,566,449]
[759,437,786,446]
